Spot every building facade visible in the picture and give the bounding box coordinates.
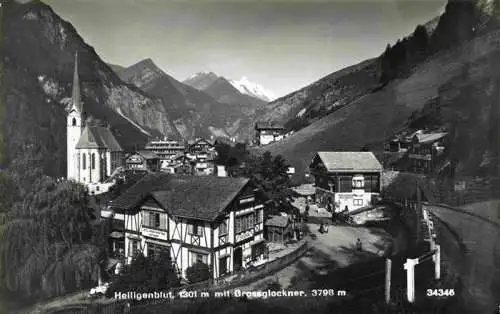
[107,174,267,280]
[66,52,124,186]
[185,138,217,175]
[309,152,383,212]
[408,132,448,174]
[125,151,161,172]
[255,122,285,146]
[144,139,185,170]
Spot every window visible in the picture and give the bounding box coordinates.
[353,199,363,206]
[219,219,228,235]
[235,213,256,233]
[256,210,263,224]
[91,153,96,170]
[82,153,86,170]
[72,117,77,126]
[251,242,265,261]
[190,222,202,236]
[190,251,208,265]
[143,211,161,229]
[129,239,140,257]
[352,178,364,188]
[147,243,168,259]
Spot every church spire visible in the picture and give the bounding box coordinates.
[71,51,82,112]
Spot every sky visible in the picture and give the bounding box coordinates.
[44,0,446,100]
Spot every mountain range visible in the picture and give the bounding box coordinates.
[109,60,267,140]
[182,72,267,107]
[3,0,499,183]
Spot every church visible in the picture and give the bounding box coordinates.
[66,52,124,186]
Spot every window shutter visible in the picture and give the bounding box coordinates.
[143,212,149,227]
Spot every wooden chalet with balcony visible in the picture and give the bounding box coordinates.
[309,152,383,212]
[186,138,217,175]
[107,173,267,280]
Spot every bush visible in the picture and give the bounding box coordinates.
[185,262,210,284]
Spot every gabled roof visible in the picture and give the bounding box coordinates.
[255,122,284,130]
[311,152,383,173]
[265,215,290,228]
[188,138,215,147]
[76,125,123,151]
[136,150,160,160]
[415,132,448,144]
[109,173,250,221]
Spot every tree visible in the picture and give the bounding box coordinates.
[1,176,104,299]
[0,171,16,213]
[106,251,180,296]
[185,262,210,284]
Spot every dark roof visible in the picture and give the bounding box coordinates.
[76,125,123,151]
[136,150,160,160]
[109,173,250,221]
[312,152,383,173]
[255,122,284,130]
[265,215,290,228]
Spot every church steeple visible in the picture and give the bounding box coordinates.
[71,51,82,113]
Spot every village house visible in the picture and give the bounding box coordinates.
[106,173,267,280]
[144,139,185,170]
[125,150,161,172]
[264,216,293,244]
[66,52,124,190]
[254,122,285,146]
[185,138,218,175]
[408,132,448,174]
[309,152,383,212]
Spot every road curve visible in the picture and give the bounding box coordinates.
[425,201,500,314]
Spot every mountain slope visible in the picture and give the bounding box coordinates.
[255,7,500,182]
[2,0,180,176]
[112,60,262,141]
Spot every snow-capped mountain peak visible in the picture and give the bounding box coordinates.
[229,76,275,102]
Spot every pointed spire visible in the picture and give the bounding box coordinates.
[71,50,82,112]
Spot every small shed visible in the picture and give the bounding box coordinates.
[265,215,293,244]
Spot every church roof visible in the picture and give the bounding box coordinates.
[76,125,123,151]
[69,51,83,113]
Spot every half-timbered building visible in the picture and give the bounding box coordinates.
[108,173,267,280]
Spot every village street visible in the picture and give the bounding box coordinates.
[243,196,399,292]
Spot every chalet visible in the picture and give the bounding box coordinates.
[186,138,217,175]
[265,216,293,244]
[107,173,267,280]
[255,122,285,146]
[309,152,383,212]
[144,139,185,170]
[125,151,160,172]
[408,132,448,174]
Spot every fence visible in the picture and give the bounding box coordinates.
[92,241,310,312]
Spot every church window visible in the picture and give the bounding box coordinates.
[72,117,77,126]
[91,153,96,169]
[82,153,86,170]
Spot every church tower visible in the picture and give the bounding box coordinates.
[67,51,84,181]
